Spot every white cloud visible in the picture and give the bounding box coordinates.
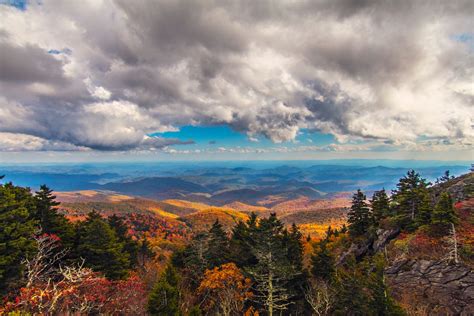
[0,0,472,152]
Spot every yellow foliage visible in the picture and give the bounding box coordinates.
[197,263,252,314]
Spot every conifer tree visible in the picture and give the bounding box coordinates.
[310,241,334,281]
[75,211,130,279]
[431,192,457,234]
[0,183,37,294]
[34,185,74,247]
[348,189,371,237]
[137,236,154,267]
[368,257,405,316]
[340,224,348,234]
[148,265,181,316]
[108,214,139,268]
[205,219,229,268]
[229,213,258,267]
[246,214,300,316]
[415,192,433,227]
[392,170,431,229]
[370,188,390,225]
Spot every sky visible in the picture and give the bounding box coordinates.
[0,0,473,162]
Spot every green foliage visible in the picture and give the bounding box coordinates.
[108,214,139,268]
[206,219,229,268]
[431,192,457,234]
[367,255,406,316]
[75,211,130,279]
[0,183,37,294]
[34,185,74,247]
[229,214,258,267]
[187,305,202,316]
[332,256,404,316]
[348,189,371,237]
[392,170,432,230]
[311,241,334,281]
[243,214,305,314]
[148,265,181,316]
[371,188,390,225]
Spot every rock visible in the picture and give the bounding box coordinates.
[386,259,474,315]
[373,228,400,252]
[337,228,400,265]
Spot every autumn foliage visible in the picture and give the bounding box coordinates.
[198,263,252,316]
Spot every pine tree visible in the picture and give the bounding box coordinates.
[284,223,307,315]
[340,224,348,234]
[431,192,457,234]
[0,183,37,294]
[75,211,130,279]
[370,189,390,225]
[108,214,139,268]
[392,170,431,229]
[415,192,432,227]
[367,255,405,316]
[34,185,74,247]
[148,265,181,316]
[311,241,334,281]
[229,214,258,267]
[332,263,371,315]
[347,189,371,237]
[180,232,210,287]
[137,236,154,268]
[205,219,229,268]
[246,214,300,316]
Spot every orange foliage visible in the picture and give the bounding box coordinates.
[198,263,253,315]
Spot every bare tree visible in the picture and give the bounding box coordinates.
[247,249,296,316]
[304,281,332,316]
[23,232,67,287]
[446,223,459,264]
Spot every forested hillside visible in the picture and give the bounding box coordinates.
[0,170,472,315]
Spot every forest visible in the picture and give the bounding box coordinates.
[0,170,471,315]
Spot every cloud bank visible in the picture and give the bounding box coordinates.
[0,0,472,151]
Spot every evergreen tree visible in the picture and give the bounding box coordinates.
[392,170,431,229]
[332,263,371,315]
[370,188,390,225]
[75,211,130,279]
[229,213,258,267]
[347,189,371,237]
[340,224,348,234]
[246,214,301,315]
[34,185,74,247]
[180,232,210,287]
[415,192,433,227]
[284,223,307,315]
[148,265,181,316]
[0,183,37,294]
[367,255,405,316]
[310,241,334,281]
[431,192,457,234]
[205,219,229,268]
[137,236,154,268]
[324,225,333,239]
[108,214,139,268]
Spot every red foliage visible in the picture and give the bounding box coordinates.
[1,273,147,315]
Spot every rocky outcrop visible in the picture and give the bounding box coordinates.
[337,228,400,264]
[386,259,474,315]
[431,172,473,202]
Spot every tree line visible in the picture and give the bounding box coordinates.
[0,170,461,315]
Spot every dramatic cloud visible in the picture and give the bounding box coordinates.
[0,0,472,151]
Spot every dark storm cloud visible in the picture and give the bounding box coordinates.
[0,0,472,151]
[0,41,65,84]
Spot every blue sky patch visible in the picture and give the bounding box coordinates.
[151,125,338,150]
[1,0,27,10]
